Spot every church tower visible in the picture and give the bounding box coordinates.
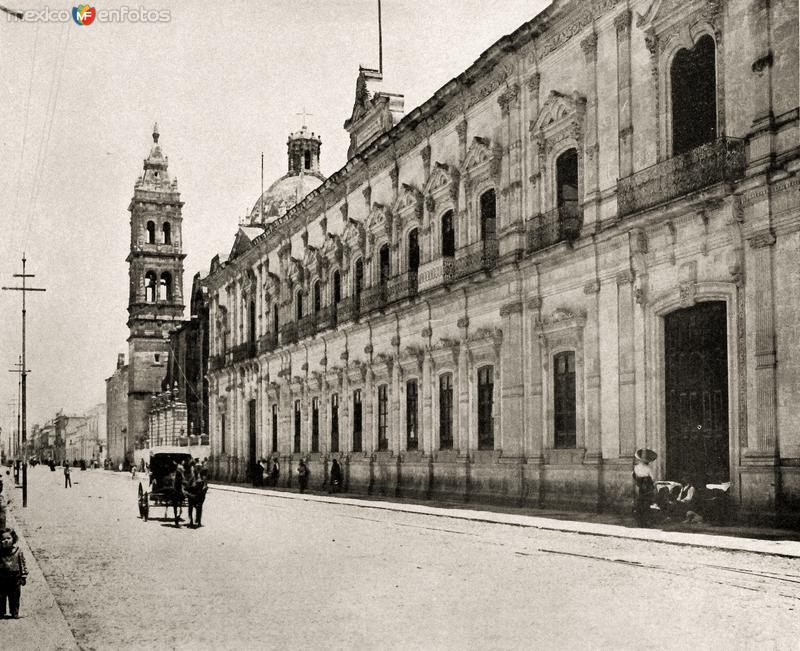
[125,123,186,453]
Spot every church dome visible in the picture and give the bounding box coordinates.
[248,125,325,225]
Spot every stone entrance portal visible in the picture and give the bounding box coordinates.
[664,301,729,484]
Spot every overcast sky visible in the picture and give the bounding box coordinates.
[0,0,550,444]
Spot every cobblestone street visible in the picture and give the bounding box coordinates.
[6,467,800,650]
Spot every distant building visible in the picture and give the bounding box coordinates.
[105,354,129,467]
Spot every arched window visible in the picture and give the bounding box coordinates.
[354,258,364,298]
[272,303,279,336]
[304,150,311,170]
[554,351,576,449]
[671,35,716,155]
[379,244,390,284]
[480,190,496,241]
[407,229,419,273]
[162,222,171,245]
[556,149,579,212]
[295,290,303,321]
[313,280,321,314]
[332,270,341,305]
[441,210,455,257]
[146,221,156,244]
[144,271,157,302]
[158,272,172,301]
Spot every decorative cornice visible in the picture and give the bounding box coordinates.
[616,270,634,285]
[749,230,776,249]
[614,9,631,36]
[499,300,523,317]
[583,280,600,295]
[580,32,598,60]
[527,297,542,310]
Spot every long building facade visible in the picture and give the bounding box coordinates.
[205,0,799,523]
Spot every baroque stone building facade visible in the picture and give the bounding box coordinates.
[205,0,799,523]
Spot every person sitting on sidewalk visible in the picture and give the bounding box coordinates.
[0,528,28,619]
[666,475,698,520]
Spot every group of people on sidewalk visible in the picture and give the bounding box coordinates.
[253,457,344,494]
[633,449,705,527]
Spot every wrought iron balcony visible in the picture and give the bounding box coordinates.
[385,271,418,303]
[297,314,318,340]
[527,204,582,253]
[280,322,297,346]
[360,283,387,314]
[209,354,225,371]
[617,137,746,217]
[258,332,278,354]
[336,296,359,324]
[417,256,455,292]
[319,305,337,330]
[229,341,256,364]
[453,237,498,280]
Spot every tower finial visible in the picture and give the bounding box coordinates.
[152,122,160,143]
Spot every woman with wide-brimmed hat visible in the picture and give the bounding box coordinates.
[633,448,657,527]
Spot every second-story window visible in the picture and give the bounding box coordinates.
[333,270,341,305]
[272,303,279,337]
[556,149,579,212]
[248,300,256,344]
[441,210,455,257]
[379,244,390,285]
[480,189,496,241]
[313,280,321,314]
[295,290,303,321]
[408,229,419,273]
[671,34,716,156]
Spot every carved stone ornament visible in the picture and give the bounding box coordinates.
[526,73,541,95]
[616,269,634,285]
[583,280,600,295]
[319,356,327,367]
[527,297,542,311]
[614,9,631,36]
[364,344,373,355]
[457,316,470,329]
[391,335,401,347]
[749,230,776,249]
[421,326,432,338]
[340,351,349,361]
[580,32,598,60]
[456,120,468,145]
[499,300,523,317]
[679,282,696,307]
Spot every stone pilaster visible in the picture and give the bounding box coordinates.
[500,301,524,458]
[616,269,636,459]
[747,0,775,173]
[580,33,600,212]
[583,279,602,463]
[457,326,470,457]
[526,298,544,462]
[422,352,433,455]
[615,9,633,180]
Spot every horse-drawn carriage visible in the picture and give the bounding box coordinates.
[137,451,193,522]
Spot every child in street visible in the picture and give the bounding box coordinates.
[0,528,28,618]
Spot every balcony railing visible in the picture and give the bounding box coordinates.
[258,332,278,354]
[280,322,298,346]
[617,137,746,217]
[209,354,225,371]
[453,237,498,279]
[337,296,360,324]
[360,283,387,314]
[386,271,418,303]
[527,204,582,253]
[229,341,256,364]
[417,256,455,292]
[297,314,318,340]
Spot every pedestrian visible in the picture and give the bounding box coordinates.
[64,463,72,489]
[0,527,28,618]
[172,462,185,527]
[297,459,309,494]
[187,470,208,528]
[633,448,656,527]
[270,457,280,487]
[329,458,342,494]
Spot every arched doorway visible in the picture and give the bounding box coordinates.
[664,301,729,484]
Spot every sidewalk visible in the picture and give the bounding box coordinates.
[5,490,80,651]
[210,481,800,559]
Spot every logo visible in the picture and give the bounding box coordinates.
[72,4,96,25]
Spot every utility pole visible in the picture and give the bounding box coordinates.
[3,255,46,507]
[7,358,25,484]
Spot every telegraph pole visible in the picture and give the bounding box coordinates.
[3,255,46,507]
[7,358,24,484]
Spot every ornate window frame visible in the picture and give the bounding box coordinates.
[637,0,726,160]
[460,137,502,244]
[536,308,586,458]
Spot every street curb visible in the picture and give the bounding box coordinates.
[210,483,800,559]
[7,507,81,651]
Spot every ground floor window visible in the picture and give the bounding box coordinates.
[271,404,278,453]
[477,366,494,450]
[294,400,301,453]
[352,390,362,452]
[330,394,339,453]
[554,352,576,449]
[311,397,319,453]
[378,384,388,451]
[220,414,226,453]
[439,373,453,450]
[406,379,418,450]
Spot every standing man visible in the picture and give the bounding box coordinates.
[172,462,185,527]
[63,463,72,488]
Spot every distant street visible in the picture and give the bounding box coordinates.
[7,467,800,650]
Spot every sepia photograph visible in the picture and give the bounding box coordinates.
[0,0,799,648]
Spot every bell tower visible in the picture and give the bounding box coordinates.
[125,123,186,455]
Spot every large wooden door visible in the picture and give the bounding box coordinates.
[665,301,729,483]
[248,399,257,483]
